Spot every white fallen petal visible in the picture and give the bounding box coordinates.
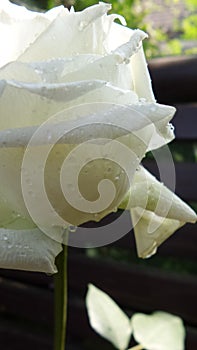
[86,284,132,350]
[131,311,185,350]
[0,228,62,273]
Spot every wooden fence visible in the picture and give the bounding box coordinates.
[0,55,197,349]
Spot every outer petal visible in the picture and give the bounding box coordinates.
[131,208,186,258]
[121,166,197,258]
[106,22,155,102]
[0,54,133,91]
[18,3,112,62]
[0,76,174,133]
[126,102,175,150]
[112,29,147,63]
[0,192,35,229]
[61,54,133,91]
[0,1,67,67]
[106,21,133,51]
[130,47,156,102]
[0,79,107,129]
[0,228,62,273]
[128,166,196,222]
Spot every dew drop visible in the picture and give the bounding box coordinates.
[170,124,174,131]
[68,225,77,233]
[79,20,88,31]
[35,68,41,75]
[150,106,156,112]
[115,175,120,181]
[139,98,146,103]
[93,213,100,221]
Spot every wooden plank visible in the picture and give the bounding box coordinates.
[173,104,197,140]
[0,319,82,350]
[143,160,197,201]
[0,276,53,326]
[68,253,197,325]
[0,276,197,350]
[186,327,197,350]
[0,268,51,287]
[0,320,196,350]
[1,255,197,326]
[149,56,197,103]
[0,321,52,350]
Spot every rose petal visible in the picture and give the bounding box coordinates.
[130,47,156,102]
[128,166,197,222]
[122,166,197,258]
[0,53,133,90]
[0,2,67,67]
[18,3,112,62]
[131,208,185,258]
[0,61,42,82]
[0,192,35,229]
[106,21,133,51]
[0,79,107,129]
[0,227,62,273]
[0,102,154,234]
[106,22,155,101]
[112,29,148,62]
[61,54,134,91]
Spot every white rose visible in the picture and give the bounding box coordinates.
[0,1,196,273]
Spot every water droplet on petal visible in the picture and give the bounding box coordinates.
[79,20,88,31]
[68,225,77,233]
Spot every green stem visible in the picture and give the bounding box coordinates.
[54,243,68,350]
